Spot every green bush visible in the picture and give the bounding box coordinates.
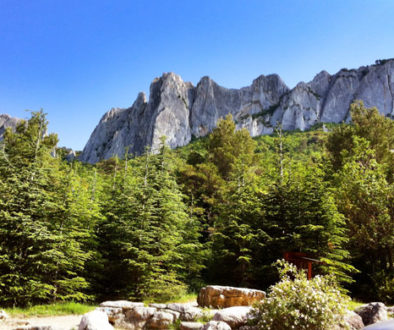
[251,260,349,330]
[373,271,394,305]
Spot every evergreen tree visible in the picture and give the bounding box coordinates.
[333,137,394,302]
[0,112,94,306]
[98,141,204,301]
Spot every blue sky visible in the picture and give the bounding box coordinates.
[1,0,394,150]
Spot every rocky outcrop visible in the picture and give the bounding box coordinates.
[197,286,265,308]
[0,114,20,139]
[80,59,394,163]
[354,302,388,326]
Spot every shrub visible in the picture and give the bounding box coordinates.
[251,260,350,330]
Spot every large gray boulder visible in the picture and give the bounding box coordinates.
[79,310,114,330]
[80,59,394,163]
[344,310,364,329]
[198,286,265,308]
[354,302,388,326]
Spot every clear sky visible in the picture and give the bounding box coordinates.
[1,0,394,150]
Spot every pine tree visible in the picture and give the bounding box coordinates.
[98,141,204,301]
[0,111,94,306]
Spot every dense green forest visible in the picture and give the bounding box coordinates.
[0,101,393,307]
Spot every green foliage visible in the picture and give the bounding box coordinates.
[0,111,99,306]
[207,114,256,179]
[251,260,350,330]
[0,105,392,306]
[326,100,394,181]
[97,141,204,302]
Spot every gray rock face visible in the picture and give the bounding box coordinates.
[80,59,394,163]
[0,114,20,139]
[354,302,388,326]
[343,310,364,330]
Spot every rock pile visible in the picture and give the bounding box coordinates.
[78,285,263,329]
[75,288,393,330]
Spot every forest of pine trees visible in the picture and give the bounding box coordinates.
[0,101,393,307]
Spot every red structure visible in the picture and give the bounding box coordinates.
[283,252,322,280]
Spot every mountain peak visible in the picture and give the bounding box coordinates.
[79,59,394,163]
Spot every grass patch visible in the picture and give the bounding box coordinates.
[348,300,365,311]
[3,302,95,317]
[143,292,198,305]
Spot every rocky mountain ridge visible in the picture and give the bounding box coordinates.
[0,114,20,139]
[80,59,394,163]
[3,60,393,163]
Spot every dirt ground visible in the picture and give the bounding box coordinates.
[0,314,82,330]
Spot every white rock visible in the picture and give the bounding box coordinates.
[201,321,231,330]
[125,306,156,320]
[180,321,204,330]
[95,307,124,327]
[212,306,252,328]
[149,303,167,309]
[99,300,144,309]
[162,308,181,321]
[145,311,174,329]
[79,310,114,330]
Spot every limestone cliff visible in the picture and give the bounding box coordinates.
[80,59,394,163]
[0,114,20,139]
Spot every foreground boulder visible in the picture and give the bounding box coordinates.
[343,310,364,330]
[354,302,388,326]
[212,306,252,329]
[202,321,231,330]
[79,310,114,330]
[198,286,265,308]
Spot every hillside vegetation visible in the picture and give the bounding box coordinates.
[0,101,393,307]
